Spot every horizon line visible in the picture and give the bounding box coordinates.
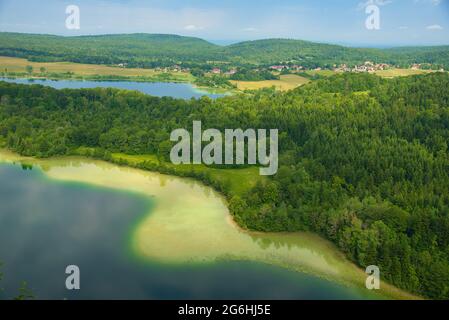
[1,30,449,49]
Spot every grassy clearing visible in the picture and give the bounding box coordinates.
[374,68,434,78]
[304,70,336,77]
[0,56,194,82]
[304,68,436,79]
[230,74,310,91]
[111,152,265,195]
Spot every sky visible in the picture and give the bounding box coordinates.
[0,0,448,47]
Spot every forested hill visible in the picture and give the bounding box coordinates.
[0,32,448,69]
[224,39,381,65]
[1,72,449,299]
[0,32,224,66]
[227,39,449,68]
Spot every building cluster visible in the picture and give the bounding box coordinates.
[154,65,191,73]
[119,61,445,76]
[410,63,444,72]
[211,67,237,75]
[269,65,305,71]
[334,61,390,73]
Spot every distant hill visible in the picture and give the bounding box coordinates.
[226,39,449,68]
[0,32,224,67]
[384,45,449,67]
[0,32,448,69]
[225,39,381,65]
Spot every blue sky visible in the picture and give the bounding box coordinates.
[0,0,448,46]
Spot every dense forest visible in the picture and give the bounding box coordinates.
[0,33,223,68]
[1,32,449,69]
[0,72,448,299]
[230,68,279,81]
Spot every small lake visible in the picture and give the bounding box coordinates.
[0,151,403,300]
[0,77,225,99]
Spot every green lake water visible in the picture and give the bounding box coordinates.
[0,154,401,300]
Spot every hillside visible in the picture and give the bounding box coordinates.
[0,32,448,69]
[0,32,224,67]
[225,38,382,66]
[226,39,449,68]
[384,45,449,67]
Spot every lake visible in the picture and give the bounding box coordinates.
[0,77,225,99]
[0,150,412,300]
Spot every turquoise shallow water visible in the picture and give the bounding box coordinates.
[0,77,225,99]
[0,162,374,300]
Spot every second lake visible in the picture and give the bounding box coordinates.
[0,77,226,99]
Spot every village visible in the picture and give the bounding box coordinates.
[109,59,446,90]
[142,61,444,77]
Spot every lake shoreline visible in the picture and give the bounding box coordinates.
[0,74,234,96]
[0,77,230,99]
[0,148,420,300]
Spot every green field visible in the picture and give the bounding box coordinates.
[110,153,265,195]
[304,68,435,79]
[0,56,194,82]
[374,68,434,78]
[304,69,336,77]
[231,74,310,91]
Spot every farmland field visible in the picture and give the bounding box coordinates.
[305,68,436,79]
[374,68,434,78]
[0,56,194,82]
[230,74,310,91]
[304,69,336,77]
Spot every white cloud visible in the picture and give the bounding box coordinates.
[184,24,203,31]
[66,3,227,35]
[426,24,443,30]
[399,26,409,30]
[243,27,258,32]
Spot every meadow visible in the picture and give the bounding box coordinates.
[0,56,194,82]
[373,68,434,78]
[230,74,310,91]
[305,68,433,78]
[229,69,435,92]
[109,152,264,195]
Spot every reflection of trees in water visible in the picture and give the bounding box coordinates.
[250,233,294,251]
[0,263,34,300]
[21,163,33,171]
